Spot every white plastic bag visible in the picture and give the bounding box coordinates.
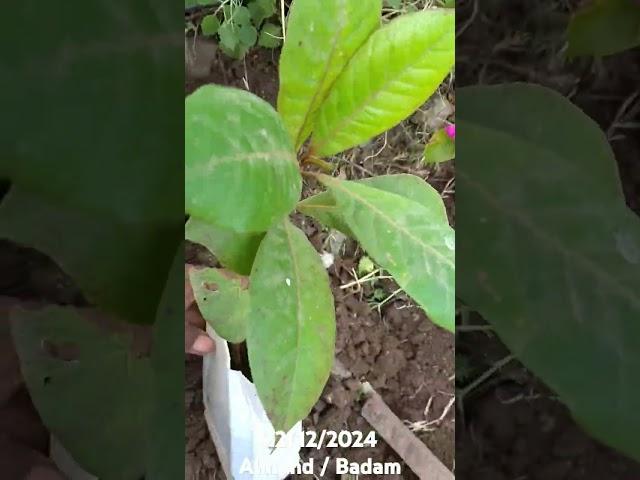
[203,327,303,479]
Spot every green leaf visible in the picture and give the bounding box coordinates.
[277,0,382,149]
[568,0,640,57]
[358,174,450,223]
[249,0,276,24]
[258,22,282,48]
[297,190,354,236]
[247,218,336,431]
[219,20,240,50]
[185,218,264,275]
[319,176,454,331]
[298,174,448,235]
[235,5,253,24]
[384,0,403,9]
[358,256,376,275]
[238,23,258,46]
[224,4,252,25]
[201,14,221,35]
[189,268,250,343]
[424,128,455,163]
[0,187,176,324]
[185,85,301,233]
[1,2,181,226]
[457,83,640,462]
[220,41,252,60]
[1,1,182,327]
[11,307,152,478]
[310,10,455,157]
[147,250,184,478]
[10,251,185,478]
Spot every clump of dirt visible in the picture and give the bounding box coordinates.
[185,37,455,479]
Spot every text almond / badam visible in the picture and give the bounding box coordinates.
[335,457,401,475]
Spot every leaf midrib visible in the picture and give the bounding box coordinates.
[327,179,454,268]
[293,0,348,149]
[459,119,639,308]
[458,170,640,310]
[195,150,296,171]
[281,219,305,429]
[312,17,452,154]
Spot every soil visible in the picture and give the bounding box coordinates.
[184,38,455,479]
[456,0,640,479]
[456,327,640,480]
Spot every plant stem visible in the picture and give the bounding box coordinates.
[301,155,333,173]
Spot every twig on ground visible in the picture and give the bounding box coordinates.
[361,383,454,480]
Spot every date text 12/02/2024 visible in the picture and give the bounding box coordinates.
[269,429,378,449]
[239,457,402,476]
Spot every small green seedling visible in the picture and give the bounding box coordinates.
[424,124,455,163]
[358,256,376,276]
[187,0,282,59]
[186,0,455,432]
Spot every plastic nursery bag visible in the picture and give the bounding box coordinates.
[203,327,303,479]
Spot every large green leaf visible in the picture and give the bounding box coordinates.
[147,250,185,479]
[1,2,182,226]
[185,217,264,275]
[247,218,335,432]
[11,307,152,479]
[277,0,382,149]
[457,84,640,462]
[0,1,182,324]
[310,10,454,157]
[298,174,448,236]
[11,251,185,479]
[320,176,454,331]
[189,267,250,343]
[185,85,301,233]
[568,0,640,57]
[0,187,176,324]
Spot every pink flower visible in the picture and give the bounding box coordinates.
[444,124,456,139]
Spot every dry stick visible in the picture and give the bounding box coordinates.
[458,354,515,399]
[360,384,454,480]
[280,0,287,40]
